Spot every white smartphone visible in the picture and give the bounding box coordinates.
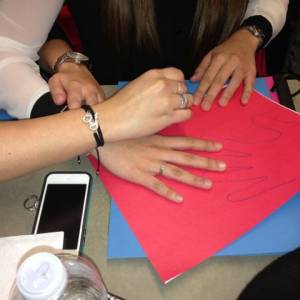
[33,172,92,253]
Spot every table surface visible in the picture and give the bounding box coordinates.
[1,82,299,300]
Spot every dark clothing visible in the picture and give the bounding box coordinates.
[49,1,272,84]
[238,247,300,300]
[30,92,63,118]
[266,0,300,76]
[283,0,300,76]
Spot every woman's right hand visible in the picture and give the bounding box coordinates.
[96,68,194,142]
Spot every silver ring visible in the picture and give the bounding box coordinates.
[179,93,188,109]
[158,164,165,176]
[177,82,183,94]
[23,194,39,212]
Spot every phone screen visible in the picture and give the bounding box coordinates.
[36,183,87,250]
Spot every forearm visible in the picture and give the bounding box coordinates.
[38,39,72,73]
[0,104,113,181]
[1,68,190,181]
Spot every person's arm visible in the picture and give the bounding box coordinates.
[38,39,105,108]
[191,0,289,110]
[0,0,64,119]
[0,68,193,181]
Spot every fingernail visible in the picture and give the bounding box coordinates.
[54,95,65,104]
[201,100,211,111]
[219,97,227,107]
[215,143,223,150]
[241,96,249,105]
[218,161,227,170]
[194,96,201,105]
[174,194,183,202]
[203,179,212,189]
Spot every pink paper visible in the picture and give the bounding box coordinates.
[91,90,300,282]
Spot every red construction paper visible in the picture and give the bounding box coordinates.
[90,89,300,282]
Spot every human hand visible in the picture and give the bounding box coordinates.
[97,68,194,142]
[48,63,105,109]
[97,135,226,202]
[191,29,259,111]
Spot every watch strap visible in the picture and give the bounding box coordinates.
[241,15,273,49]
[53,51,90,73]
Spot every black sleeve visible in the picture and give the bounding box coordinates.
[30,92,66,118]
[47,20,71,45]
[241,15,273,48]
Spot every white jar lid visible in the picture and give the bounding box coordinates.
[16,252,67,300]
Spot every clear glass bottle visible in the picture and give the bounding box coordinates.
[10,252,108,300]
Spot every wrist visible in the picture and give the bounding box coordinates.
[232,29,261,52]
[56,61,90,73]
[240,16,273,49]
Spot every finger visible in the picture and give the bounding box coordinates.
[161,163,213,189]
[97,93,105,103]
[160,150,227,171]
[85,85,106,104]
[169,80,187,95]
[176,80,187,94]
[49,76,67,105]
[160,67,185,81]
[98,87,106,102]
[241,73,255,105]
[152,135,223,152]
[203,62,236,107]
[84,95,99,106]
[170,109,192,123]
[66,81,84,109]
[173,93,194,110]
[194,58,225,109]
[190,54,212,82]
[139,173,184,203]
[218,70,244,107]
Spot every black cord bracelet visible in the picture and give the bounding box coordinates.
[81,104,104,174]
[81,104,104,147]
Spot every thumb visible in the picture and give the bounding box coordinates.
[171,109,192,124]
[49,76,67,105]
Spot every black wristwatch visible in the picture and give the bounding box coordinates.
[53,51,90,73]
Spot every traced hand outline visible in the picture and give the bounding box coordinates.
[197,110,300,203]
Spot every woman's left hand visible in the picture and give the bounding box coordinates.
[191,29,260,111]
[98,135,226,203]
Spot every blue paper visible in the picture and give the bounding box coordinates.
[0,110,14,120]
[108,77,300,259]
[108,194,300,258]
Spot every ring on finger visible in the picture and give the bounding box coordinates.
[177,82,183,94]
[179,93,189,109]
[158,164,165,176]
